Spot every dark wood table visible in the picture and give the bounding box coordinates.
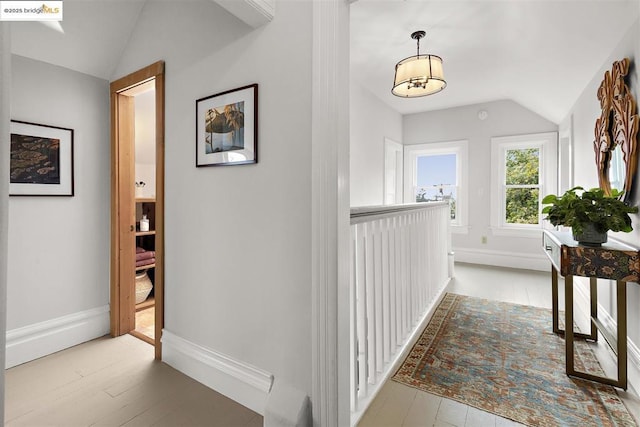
[542,230,640,389]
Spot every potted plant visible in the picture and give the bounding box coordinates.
[541,186,638,246]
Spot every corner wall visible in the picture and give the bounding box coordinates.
[7,56,110,367]
[113,0,313,415]
[350,82,402,207]
[403,100,558,270]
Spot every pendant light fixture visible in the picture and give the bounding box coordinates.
[392,30,446,98]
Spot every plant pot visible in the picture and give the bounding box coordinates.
[572,223,608,246]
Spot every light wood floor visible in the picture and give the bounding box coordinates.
[6,263,640,427]
[135,306,155,341]
[5,334,262,426]
[358,262,640,427]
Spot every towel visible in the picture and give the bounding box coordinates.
[136,251,155,262]
[136,257,155,267]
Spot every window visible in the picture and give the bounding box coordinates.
[416,154,457,219]
[490,132,557,236]
[504,147,539,224]
[404,140,468,232]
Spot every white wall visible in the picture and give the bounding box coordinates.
[0,23,11,419]
[134,89,156,199]
[350,81,402,207]
[559,18,640,389]
[113,0,313,411]
[7,56,110,364]
[404,100,558,269]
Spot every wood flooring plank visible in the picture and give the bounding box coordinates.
[401,391,440,426]
[6,334,262,427]
[7,352,152,423]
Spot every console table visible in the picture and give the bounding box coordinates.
[542,230,640,389]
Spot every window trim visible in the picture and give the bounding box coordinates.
[490,132,557,237]
[404,140,469,233]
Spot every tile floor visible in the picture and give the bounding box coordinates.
[357,262,640,427]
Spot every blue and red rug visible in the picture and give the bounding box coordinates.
[392,293,637,426]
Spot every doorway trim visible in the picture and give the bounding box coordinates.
[110,61,165,359]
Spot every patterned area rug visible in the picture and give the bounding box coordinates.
[392,293,637,427]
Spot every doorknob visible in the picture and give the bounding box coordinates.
[130,225,134,232]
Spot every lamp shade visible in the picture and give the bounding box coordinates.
[392,54,446,98]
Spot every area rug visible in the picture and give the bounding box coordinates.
[392,293,637,427]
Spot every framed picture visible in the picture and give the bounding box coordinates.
[196,83,258,167]
[10,120,74,196]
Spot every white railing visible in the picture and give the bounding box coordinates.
[349,202,452,424]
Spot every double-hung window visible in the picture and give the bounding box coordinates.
[490,132,557,236]
[404,140,468,232]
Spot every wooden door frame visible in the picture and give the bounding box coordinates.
[110,61,165,359]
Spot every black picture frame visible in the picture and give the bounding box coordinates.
[196,83,258,167]
[10,120,74,196]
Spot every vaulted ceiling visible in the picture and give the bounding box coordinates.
[11,0,146,80]
[9,0,640,124]
[351,0,639,123]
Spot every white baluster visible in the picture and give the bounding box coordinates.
[355,222,367,400]
[389,216,398,350]
[365,222,376,385]
[350,225,357,411]
[349,203,453,423]
[373,219,383,374]
[381,217,391,364]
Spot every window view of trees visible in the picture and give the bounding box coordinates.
[504,148,539,224]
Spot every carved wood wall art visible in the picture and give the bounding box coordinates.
[594,58,639,202]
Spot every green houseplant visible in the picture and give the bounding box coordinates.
[541,186,638,245]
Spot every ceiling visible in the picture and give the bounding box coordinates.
[351,0,640,123]
[8,0,640,124]
[10,0,147,80]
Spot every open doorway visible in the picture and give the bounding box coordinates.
[110,61,165,359]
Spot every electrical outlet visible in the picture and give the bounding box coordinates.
[481,236,487,244]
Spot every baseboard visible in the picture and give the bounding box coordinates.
[573,277,640,394]
[161,330,274,415]
[454,247,548,271]
[6,305,110,368]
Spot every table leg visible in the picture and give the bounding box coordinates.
[565,278,627,389]
[551,268,594,340]
[617,280,628,389]
[565,274,575,375]
[552,266,560,334]
[588,277,598,341]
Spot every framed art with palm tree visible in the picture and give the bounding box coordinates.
[196,83,258,167]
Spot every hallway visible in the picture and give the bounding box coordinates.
[6,263,640,426]
[358,263,640,426]
[5,335,261,426]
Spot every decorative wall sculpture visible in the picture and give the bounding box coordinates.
[594,58,638,202]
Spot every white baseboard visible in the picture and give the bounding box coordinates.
[454,247,548,271]
[6,305,110,368]
[161,330,274,415]
[572,277,640,394]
